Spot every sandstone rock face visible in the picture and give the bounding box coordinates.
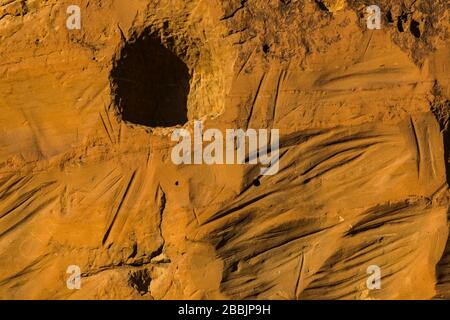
[0,0,449,300]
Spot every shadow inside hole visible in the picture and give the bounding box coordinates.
[410,20,421,38]
[314,0,328,11]
[111,33,190,127]
[397,13,407,32]
[386,10,394,23]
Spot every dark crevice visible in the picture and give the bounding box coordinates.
[410,19,421,38]
[397,13,408,32]
[221,0,247,20]
[397,18,404,32]
[314,0,329,12]
[111,32,190,127]
[386,10,394,24]
[229,261,239,272]
[128,269,152,295]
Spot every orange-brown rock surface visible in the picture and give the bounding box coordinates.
[0,0,449,299]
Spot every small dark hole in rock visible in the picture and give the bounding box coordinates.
[262,44,270,54]
[410,20,421,38]
[314,0,328,11]
[175,181,179,186]
[397,14,407,32]
[253,179,261,187]
[386,10,394,23]
[230,261,239,272]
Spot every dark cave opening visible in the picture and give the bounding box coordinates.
[111,33,190,127]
